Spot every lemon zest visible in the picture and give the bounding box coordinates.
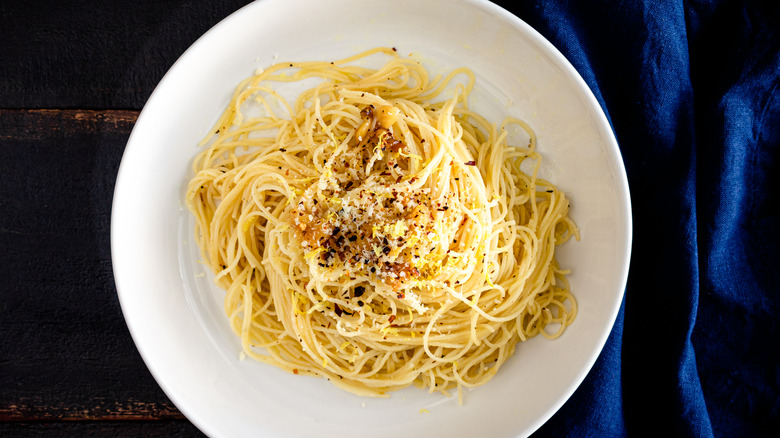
[241,215,257,232]
[305,247,324,260]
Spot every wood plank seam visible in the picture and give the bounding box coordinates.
[0,109,139,141]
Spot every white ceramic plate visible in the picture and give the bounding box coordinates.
[111,0,631,437]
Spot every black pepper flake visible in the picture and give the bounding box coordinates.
[392,47,397,52]
[334,304,343,317]
[420,139,426,143]
[358,300,364,306]
[354,286,365,297]
[279,148,287,152]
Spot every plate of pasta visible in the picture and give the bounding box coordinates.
[111,0,631,437]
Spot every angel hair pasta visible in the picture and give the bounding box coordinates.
[186,47,579,402]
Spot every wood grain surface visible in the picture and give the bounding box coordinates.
[0,422,201,438]
[0,0,251,109]
[0,109,200,435]
[0,2,259,434]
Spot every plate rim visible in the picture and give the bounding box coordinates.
[111,0,633,436]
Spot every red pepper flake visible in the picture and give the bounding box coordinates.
[334,304,343,317]
[292,369,299,375]
[388,315,396,323]
[465,160,476,166]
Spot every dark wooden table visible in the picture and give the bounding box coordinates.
[0,1,255,435]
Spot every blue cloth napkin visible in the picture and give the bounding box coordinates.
[491,1,779,436]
